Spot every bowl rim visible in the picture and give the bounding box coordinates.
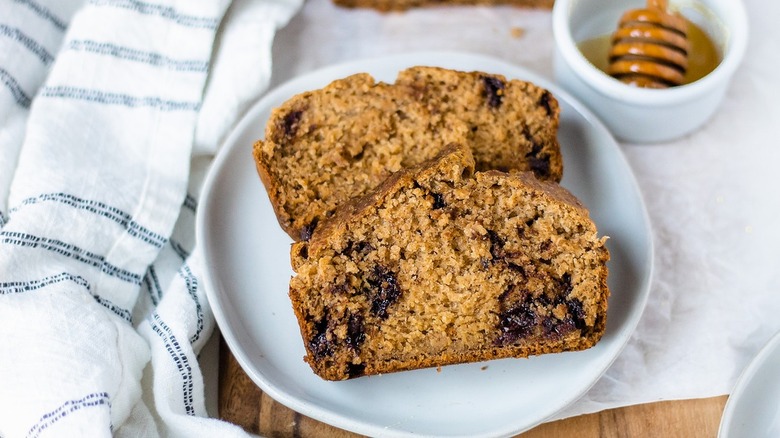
[552,0,749,106]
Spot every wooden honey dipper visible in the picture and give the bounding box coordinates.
[607,0,690,88]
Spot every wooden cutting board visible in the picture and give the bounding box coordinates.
[217,336,728,437]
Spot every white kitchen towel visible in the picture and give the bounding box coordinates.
[0,0,301,437]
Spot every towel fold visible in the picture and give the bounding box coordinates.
[0,0,301,436]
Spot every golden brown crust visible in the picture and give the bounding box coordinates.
[252,140,293,236]
[289,146,609,381]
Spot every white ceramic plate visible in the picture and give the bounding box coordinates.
[719,331,780,438]
[197,52,653,438]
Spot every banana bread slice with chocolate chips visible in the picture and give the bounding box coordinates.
[289,144,608,381]
[395,66,561,178]
[253,66,562,241]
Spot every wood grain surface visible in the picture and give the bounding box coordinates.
[218,337,728,437]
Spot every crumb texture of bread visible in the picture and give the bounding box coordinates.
[253,67,562,241]
[332,0,554,12]
[289,145,609,381]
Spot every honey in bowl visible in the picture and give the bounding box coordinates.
[577,14,721,86]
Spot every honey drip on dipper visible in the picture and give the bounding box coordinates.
[607,0,690,88]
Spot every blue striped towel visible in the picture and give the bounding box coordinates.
[0,0,301,436]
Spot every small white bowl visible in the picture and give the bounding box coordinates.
[552,0,748,143]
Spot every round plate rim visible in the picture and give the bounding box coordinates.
[196,50,654,438]
[718,330,780,438]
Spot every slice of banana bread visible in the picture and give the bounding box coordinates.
[332,0,554,12]
[395,67,562,179]
[253,66,562,241]
[288,145,609,381]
